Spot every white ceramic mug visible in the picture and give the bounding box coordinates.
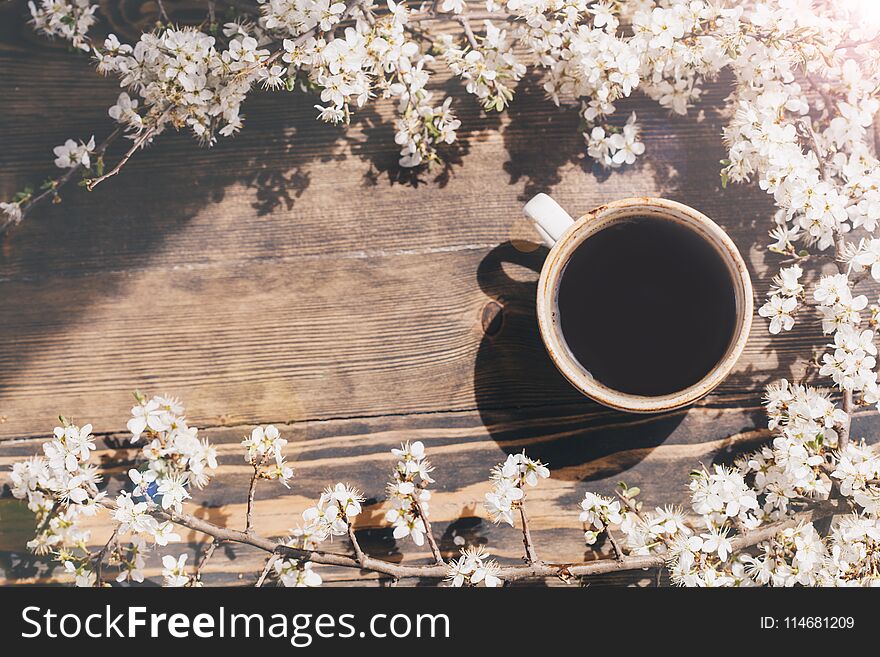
[523,193,753,413]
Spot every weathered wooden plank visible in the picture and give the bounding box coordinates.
[2,408,878,584]
[0,244,870,441]
[1,21,780,281]
[0,15,855,446]
[3,0,871,586]
[0,70,777,280]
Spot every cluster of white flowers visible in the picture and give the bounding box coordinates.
[664,463,761,585]
[9,381,880,587]
[689,465,761,530]
[95,27,270,143]
[620,503,691,555]
[758,265,803,335]
[263,483,364,587]
[260,0,349,34]
[8,0,880,225]
[484,451,549,525]
[439,21,525,112]
[822,515,880,586]
[739,381,841,514]
[125,394,218,509]
[241,424,294,487]
[279,1,461,166]
[578,492,622,545]
[587,113,645,168]
[384,441,434,546]
[667,376,880,586]
[10,420,103,585]
[832,442,880,514]
[668,527,745,587]
[743,523,824,586]
[444,546,503,587]
[299,483,365,542]
[84,394,217,584]
[28,0,96,51]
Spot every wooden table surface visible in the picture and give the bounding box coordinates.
[2,0,878,586]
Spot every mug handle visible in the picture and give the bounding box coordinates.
[522,193,575,247]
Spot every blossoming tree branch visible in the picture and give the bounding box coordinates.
[6,0,880,585]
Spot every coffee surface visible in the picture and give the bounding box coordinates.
[556,216,737,397]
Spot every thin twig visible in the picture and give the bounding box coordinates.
[800,115,861,452]
[412,494,444,564]
[4,0,369,222]
[255,552,279,587]
[156,0,171,23]
[518,503,539,564]
[347,522,367,567]
[454,14,481,50]
[93,527,119,586]
[2,128,122,236]
[605,528,624,562]
[832,216,854,450]
[193,539,220,584]
[839,389,853,450]
[86,112,169,191]
[245,462,262,534]
[410,10,503,23]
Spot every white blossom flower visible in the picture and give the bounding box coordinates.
[1,202,23,227]
[445,546,503,587]
[275,559,322,587]
[161,553,190,587]
[484,451,548,525]
[53,137,95,169]
[385,441,435,547]
[759,294,797,334]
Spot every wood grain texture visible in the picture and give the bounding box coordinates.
[1,0,877,585]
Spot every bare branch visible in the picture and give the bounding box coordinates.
[193,539,220,584]
[95,497,844,582]
[2,128,122,236]
[412,494,444,564]
[245,461,262,534]
[347,522,367,567]
[86,112,170,191]
[605,528,624,562]
[156,0,171,23]
[454,14,481,50]
[518,503,539,564]
[93,527,119,586]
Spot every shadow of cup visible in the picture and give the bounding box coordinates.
[472,241,685,483]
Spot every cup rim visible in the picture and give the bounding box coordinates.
[536,197,753,413]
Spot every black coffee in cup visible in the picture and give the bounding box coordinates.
[556,216,738,397]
